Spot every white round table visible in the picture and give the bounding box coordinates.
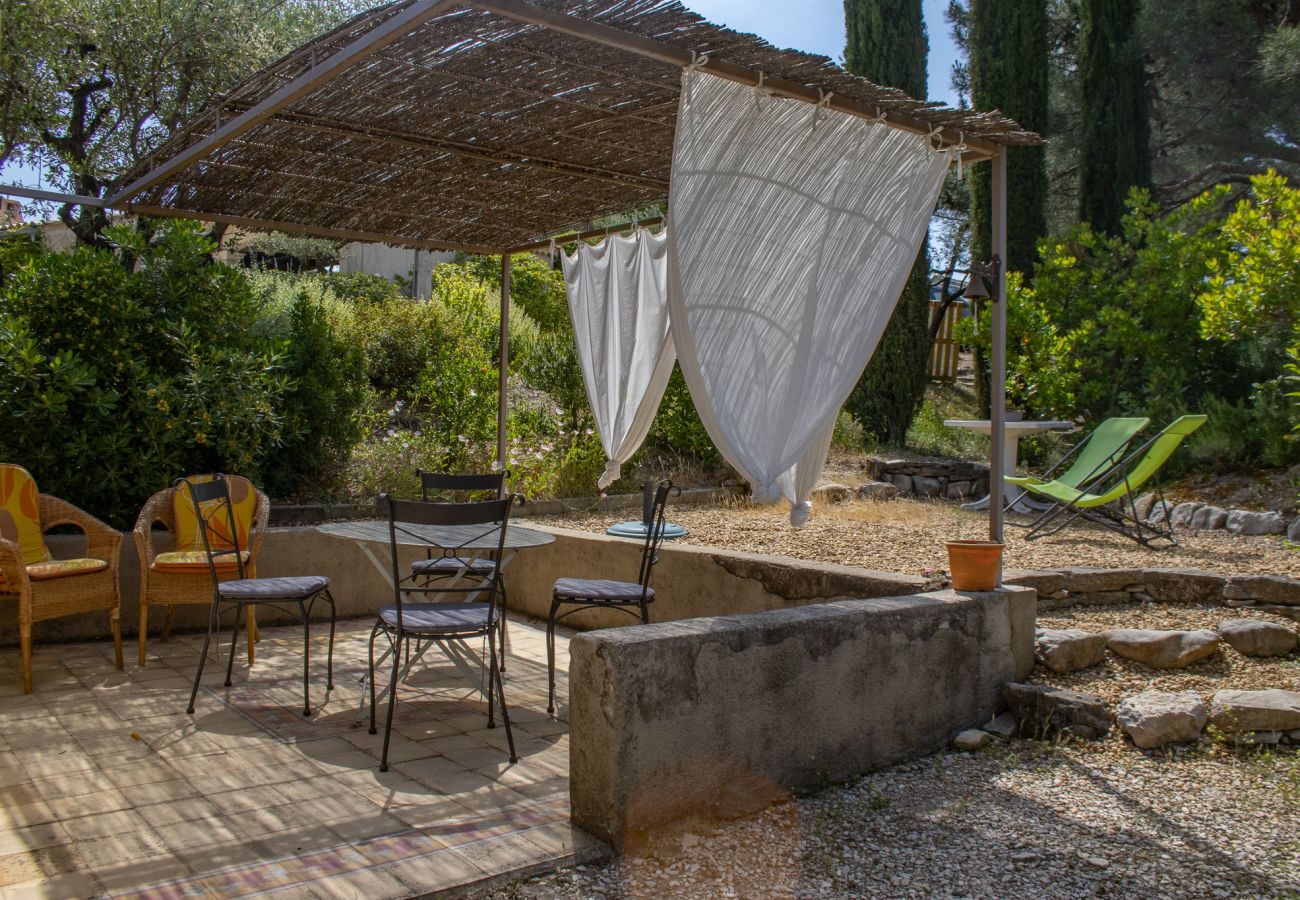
[943,418,1074,512]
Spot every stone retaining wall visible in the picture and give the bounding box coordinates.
[568,586,1036,851]
[1004,566,1300,619]
[864,458,990,501]
[2,526,927,645]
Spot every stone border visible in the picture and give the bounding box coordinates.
[1004,566,1300,619]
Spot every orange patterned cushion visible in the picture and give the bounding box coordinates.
[153,550,251,573]
[26,557,108,581]
[0,464,50,565]
[172,474,257,553]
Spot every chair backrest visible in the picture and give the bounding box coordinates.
[173,473,257,552]
[1054,417,1150,488]
[1093,415,1208,503]
[417,470,506,501]
[0,464,49,565]
[637,480,678,592]
[378,493,517,632]
[176,474,247,585]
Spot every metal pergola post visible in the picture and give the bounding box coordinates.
[497,253,511,494]
[989,149,1009,551]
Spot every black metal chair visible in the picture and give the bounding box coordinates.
[410,469,510,667]
[547,479,676,716]
[369,492,518,771]
[182,475,335,717]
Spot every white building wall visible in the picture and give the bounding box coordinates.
[337,242,456,299]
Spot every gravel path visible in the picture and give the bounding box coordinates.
[531,497,1298,578]
[486,739,1298,899]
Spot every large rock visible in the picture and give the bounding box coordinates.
[1226,575,1300,606]
[856,481,898,502]
[1209,689,1300,733]
[945,480,972,500]
[1061,567,1144,593]
[1217,619,1299,658]
[1146,500,1175,524]
[912,475,942,497]
[890,473,913,494]
[1189,506,1229,530]
[1225,510,1286,536]
[812,483,854,503]
[1132,492,1158,522]
[1004,569,1067,595]
[1004,683,1111,740]
[1168,502,1204,530]
[1035,628,1107,673]
[1142,568,1227,605]
[1288,515,1300,543]
[1116,690,1207,749]
[1104,628,1220,669]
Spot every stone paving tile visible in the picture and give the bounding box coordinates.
[0,614,583,897]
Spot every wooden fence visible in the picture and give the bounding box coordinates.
[927,299,961,382]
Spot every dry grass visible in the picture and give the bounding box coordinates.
[531,495,1299,578]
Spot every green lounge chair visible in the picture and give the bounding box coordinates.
[1017,415,1208,546]
[1006,416,1150,510]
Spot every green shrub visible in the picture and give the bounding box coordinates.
[0,222,287,526]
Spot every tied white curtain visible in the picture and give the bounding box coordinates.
[562,228,676,490]
[667,70,954,526]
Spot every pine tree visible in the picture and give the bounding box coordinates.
[968,0,1049,274]
[1077,0,1150,233]
[844,0,934,446]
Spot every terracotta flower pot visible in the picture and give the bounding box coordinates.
[946,540,1003,591]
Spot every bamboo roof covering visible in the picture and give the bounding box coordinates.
[113,0,1042,253]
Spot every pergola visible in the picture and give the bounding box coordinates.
[6,0,1041,543]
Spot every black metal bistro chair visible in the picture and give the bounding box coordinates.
[369,493,519,772]
[182,475,336,717]
[547,479,676,716]
[410,470,509,668]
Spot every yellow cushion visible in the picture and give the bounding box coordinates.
[172,474,257,553]
[26,557,108,581]
[0,464,49,565]
[153,550,251,573]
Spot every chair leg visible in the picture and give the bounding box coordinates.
[224,602,243,687]
[546,597,560,716]
[19,619,32,694]
[299,601,311,717]
[325,592,336,691]
[138,602,149,668]
[111,611,123,671]
[368,623,382,736]
[161,606,175,643]
[490,635,517,764]
[486,633,496,730]
[188,601,221,714]
[498,577,509,672]
[246,607,256,667]
[379,631,402,772]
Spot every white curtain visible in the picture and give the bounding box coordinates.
[667,70,954,526]
[562,228,676,489]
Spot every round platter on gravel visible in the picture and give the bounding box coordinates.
[606,521,688,540]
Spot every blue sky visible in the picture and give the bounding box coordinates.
[685,0,961,105]
[2,1,961,191]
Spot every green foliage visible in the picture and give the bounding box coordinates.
[644,367,721,467]
[966,0,1049,274]
[0,220,288,526]
[960,174,1300,471]
[1077,0,1150,233]
[842,0,934,444]
[258,291,368,498]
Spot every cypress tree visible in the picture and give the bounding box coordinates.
[1077,0,1150,233]
[844,0,934,446]
[967,0,1049,414]
[968,0,1049,274]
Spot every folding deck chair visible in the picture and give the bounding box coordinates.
[1005,416,1149,514]
[1016,415,1207,546]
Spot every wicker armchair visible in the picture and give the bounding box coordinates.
[0,493,123,693]
[134,481,270,667]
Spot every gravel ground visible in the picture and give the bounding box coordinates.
[487,738,1299,899]
[530,496,1299,578]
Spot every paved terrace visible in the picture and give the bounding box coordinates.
[0,616,599,898]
